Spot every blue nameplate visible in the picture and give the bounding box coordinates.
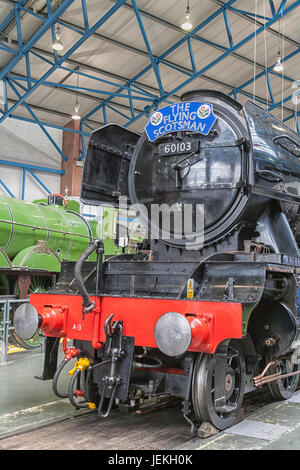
[145,102,216,142]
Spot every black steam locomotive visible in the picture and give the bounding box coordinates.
[15,89,300,435]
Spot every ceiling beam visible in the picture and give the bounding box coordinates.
[5,0,298,88]
[8,71,146,115]
[83,0,300,125]
[0,0,297,127]
[6,97,101,128]
[0,0,76,81]
[210,0,300,49]
[0,0,129,122]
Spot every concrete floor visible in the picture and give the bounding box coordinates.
[176,395,300,450]
[1,348,300,449]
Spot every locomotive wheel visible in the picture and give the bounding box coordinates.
[10,276,52,350]
[10,327,42,350]
[25,276,52,293]
[267,358,300,400]
[192,341,246,430]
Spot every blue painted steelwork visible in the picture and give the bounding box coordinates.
[278,0,288,15]
[8,115,90,136]
[128,87,135,120]
[2,78,8,113]
[187,37,196,74]
[103,105,108,125]
[0,42,17,55]
[82,0,239,124]
[268,91,300,113]
[0,0,76,81]
[21,168,26,200]
[265,71,275,106]
[295,115,300,135]
[15,4,22,51]
[2,0,298,129]
[0,0,129,196]
[230,45,300,124]
[223,9,234,48]
[27,168,51,195]
[269,0,276,17]
[81,0,300,130]
[25,53,31,89]
[226,1,287,18]
[0,159,64,200]
[131,0,164,98]
[227,6,272,21]
[12,46,154,101]
[8,78,68,162]
[0,0,27,34]
[79,121,86,161]
[81,121,94,132]
[0,179,15,198]
[7,73,153,102]
[81,0,89,32]
[0,159,64,174]
[0,0,128,123]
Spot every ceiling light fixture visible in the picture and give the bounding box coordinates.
[72,70,81,120]
[273,15,285,74]
[52,24,64,51]
[273,52,284,72]
[71,103,81,120]
[181,0,193,31]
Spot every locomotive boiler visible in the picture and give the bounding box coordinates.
[14,89,300,434]
[0,193,92,275]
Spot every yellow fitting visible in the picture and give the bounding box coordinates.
[78,357,91,370]
[68,357,91,376]
[88,402,96,410]
[68,363,77,377]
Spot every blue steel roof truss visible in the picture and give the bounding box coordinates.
[0,0,299,197]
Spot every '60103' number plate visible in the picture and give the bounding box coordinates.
[158,140,199,156]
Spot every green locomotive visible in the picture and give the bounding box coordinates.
[0,193,122,349]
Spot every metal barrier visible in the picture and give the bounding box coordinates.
[0,297,32,365]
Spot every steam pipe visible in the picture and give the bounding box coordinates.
[52,358,69,398]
